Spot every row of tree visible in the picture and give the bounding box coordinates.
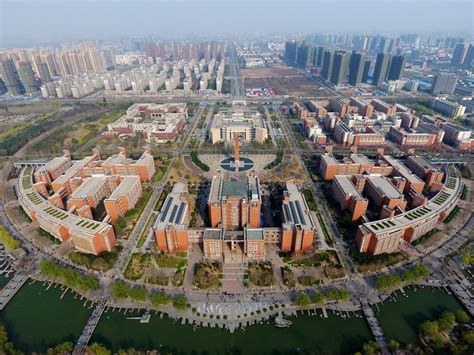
[375,264,430,292]
[190,151,210,172]
[295,287,350,307]
[111,282,188,310]
[39,260,99,292]
[0,225,20,251]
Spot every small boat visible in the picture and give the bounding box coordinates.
[274,315,292,328]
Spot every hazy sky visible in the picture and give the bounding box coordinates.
[1,0,473,47]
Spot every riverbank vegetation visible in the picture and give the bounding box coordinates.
[375,264,431,292]
[358,310,473,354]
[0,225,20,250]
[39,260,99,292]
[295,287,350,307]
[0,323,19,354]
[111,281,188,311]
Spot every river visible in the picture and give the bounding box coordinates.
[0,280,467,353]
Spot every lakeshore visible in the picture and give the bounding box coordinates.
[0,278,468,353]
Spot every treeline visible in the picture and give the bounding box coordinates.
[0,113,61,156]
[296,287,350,307]
[356,309,473,354]
[0,225,20,251]
[0,323,20,354]
[375,264,430,292]
[112,282,187,310]
[39,260,99,292]
[190,151,210,171]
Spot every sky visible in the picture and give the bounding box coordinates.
[0,0,473,47]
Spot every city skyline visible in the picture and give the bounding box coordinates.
[1,0,473,48]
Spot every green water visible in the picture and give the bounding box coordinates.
[91,309,371,354]
[0,282,92,353]
[0,281,467,354]
[0,274,11,289]
[375,287,465,345]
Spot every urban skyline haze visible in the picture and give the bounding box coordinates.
[0,0,473,48]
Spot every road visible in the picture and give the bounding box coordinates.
[227,42,244,97]
[115,105,206,274]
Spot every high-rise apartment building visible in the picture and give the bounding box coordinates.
[321,50,335,81]
[451,42,469,66]
[373,52,391,87]
[17,61,40,95]
[387,55,405,80]
[330,51,350,86]
[0,59,25,95]
[348,51,365,86]
[362,60,371,83]
[431,74,458,95]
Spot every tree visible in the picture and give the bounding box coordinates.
[0,226,20,251]
[173,295,188,310]
[128,287,147,301]
[375,274,401,292]
[420,320,439,338]
[47,342,73,354]
[312,292,324,305]
[87,342,111,355]
[455,310,470,323]
[150,292,172,307]
[388,339,400,351]
[462,330,474,347]
[361,341,380,355]
[295,292,311,307]
[438,311,456,333]
[111,282,130,300]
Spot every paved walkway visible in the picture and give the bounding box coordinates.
[0,271,30,310]
[73,298,108,355]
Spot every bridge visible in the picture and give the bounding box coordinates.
[0,271,30,310]
[13,159,50,169]
[73,298,108,355]
[361,300,388,353]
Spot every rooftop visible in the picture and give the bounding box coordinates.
[282,180,314,230]
[360,172,461,235]
[203,228,223,240]
[70,176,107,200]
[153,181,188,230]
[408,156,440,172]
[108,176,140,199]
[367,175,404,199]
[246,228,264,241]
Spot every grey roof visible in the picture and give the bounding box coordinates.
[222,181,248,197]
[282,181,314,230]
[203,228,223,240]
[246,228,264,241]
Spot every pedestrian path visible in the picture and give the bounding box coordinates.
[0,271,30,310]
[361,299,388,352]
[73,298,107,355]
